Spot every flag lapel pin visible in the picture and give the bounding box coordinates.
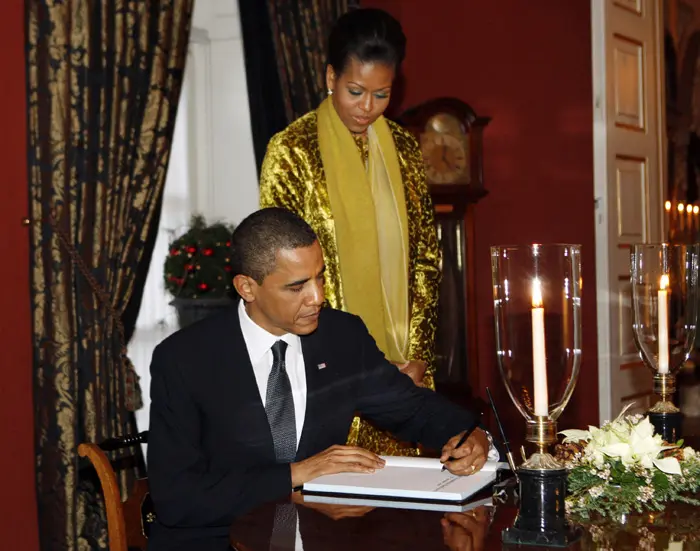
[317,362,327,370]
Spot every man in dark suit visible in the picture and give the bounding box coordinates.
[148,207,493,544]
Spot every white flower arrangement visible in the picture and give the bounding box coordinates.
[557,405,700,519]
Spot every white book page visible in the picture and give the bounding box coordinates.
[381,456,441,469]
[381,456,504,472]
[303,459,507,502]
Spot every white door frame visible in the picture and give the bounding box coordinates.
[591,0,667,423]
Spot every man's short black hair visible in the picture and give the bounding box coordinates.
[230,207,318,284]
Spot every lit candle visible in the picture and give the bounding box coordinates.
[531,278,549,416]
[658,274,669,374]
[562,277,570,348]
[679,203,686,236]
[665,200,671,238]
[687,204,693,240]
[694,205,699,240]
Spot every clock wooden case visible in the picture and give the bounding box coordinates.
[398,98,490,407]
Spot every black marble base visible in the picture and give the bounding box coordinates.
[502,524,582,548]
[648,411,683,443]
[502,468,581,548]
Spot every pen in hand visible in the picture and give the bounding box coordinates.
[441,418,482,472]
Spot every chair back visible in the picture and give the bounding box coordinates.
[78,431,151,551]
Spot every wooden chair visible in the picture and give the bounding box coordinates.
[78,431,152,551]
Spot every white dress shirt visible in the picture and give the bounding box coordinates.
[238,300,307,447]
[239,301,308,550]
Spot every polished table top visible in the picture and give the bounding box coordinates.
[148,490,700,550]
[152,422,700,550]
[224,492,700,551]
[149,424,700,550]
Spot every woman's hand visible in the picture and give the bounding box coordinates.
[392,360,428,386]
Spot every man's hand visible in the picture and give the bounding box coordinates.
[441,507,489,551]
[393,360,428,386]
[290,445,385,488]
[291,491,375,521]
[439,428,489,475]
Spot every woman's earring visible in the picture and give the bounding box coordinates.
[327,88,333,96]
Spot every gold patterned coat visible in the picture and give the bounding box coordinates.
[259,111,441,456]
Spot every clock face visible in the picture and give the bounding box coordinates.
[420,113,469,185]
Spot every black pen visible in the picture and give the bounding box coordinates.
[486,386,518,474]
[441,416,482,472]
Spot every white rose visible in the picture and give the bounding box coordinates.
[631,417,655,440]
[600,442,632,462]
[591,449,605,469]
[609,419,630,441]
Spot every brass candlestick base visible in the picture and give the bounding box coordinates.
[520,416,563,471]
[649,373,680,414]
[648,373,682,443]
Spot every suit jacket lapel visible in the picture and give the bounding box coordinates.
[296,330,324,461]
[220,304,277,462]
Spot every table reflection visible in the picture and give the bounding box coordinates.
[226,493,700,551]
[574,506,700,551]
[230,494,491,551]
[441,507,490,551]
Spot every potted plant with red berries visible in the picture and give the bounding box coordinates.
[163,215,236,328]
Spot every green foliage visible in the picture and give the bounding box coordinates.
[565,448,700,520]
[163,215,235,299]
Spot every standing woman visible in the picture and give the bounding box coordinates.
[259,8,440,456]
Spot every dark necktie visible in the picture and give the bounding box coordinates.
[265,340,297,463]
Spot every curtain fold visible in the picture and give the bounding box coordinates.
[238,0,288,172]
[267,0,349,123]
[26,1,194,549]
[239,0,358,171]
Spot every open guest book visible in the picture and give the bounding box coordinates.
[302,456,508,505]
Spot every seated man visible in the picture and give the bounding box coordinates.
[148,207,494,541]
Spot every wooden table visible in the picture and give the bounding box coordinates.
[225,493,700,551]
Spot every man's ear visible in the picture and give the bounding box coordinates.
[233,274,256,302]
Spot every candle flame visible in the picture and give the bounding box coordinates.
[660,274,669,290]
[532,278,543,308]
[679,203,686,213]
[688,204,694,214]
[694,206,699,215]
[665,200,672,211]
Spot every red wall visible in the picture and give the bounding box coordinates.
[366,1,599,434]
[0,1,39,548]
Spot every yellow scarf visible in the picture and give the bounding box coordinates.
[317,97,410,362]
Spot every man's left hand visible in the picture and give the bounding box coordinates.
[439,428,489,475]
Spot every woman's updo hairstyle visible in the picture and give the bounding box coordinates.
[327,8,406,75]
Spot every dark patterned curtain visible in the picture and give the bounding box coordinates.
[268,0,350,122]
[239,0,357,171]
[26,1,194,549]
[239,0,288,172]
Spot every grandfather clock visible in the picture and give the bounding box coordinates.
[398,98,490,407]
